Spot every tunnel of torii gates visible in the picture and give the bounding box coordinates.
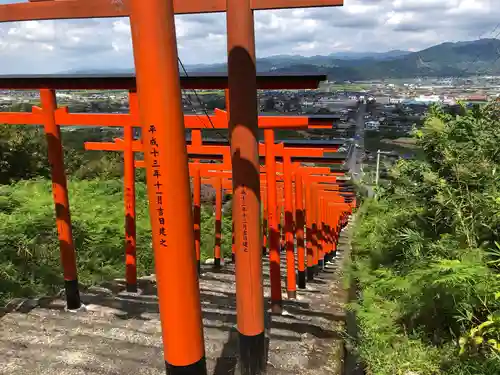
[84,133,355,302]
[0,1,348,374]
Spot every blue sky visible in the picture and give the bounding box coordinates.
[0,0,498,74]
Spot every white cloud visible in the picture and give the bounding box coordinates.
[392,0,451,11]
[385,11,414,26]
[0,0,498,73]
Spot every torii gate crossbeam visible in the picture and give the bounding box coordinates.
[0,0,343,22]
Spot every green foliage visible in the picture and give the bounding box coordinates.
[0,179,148,303]
[200,202,233,262]
[0,107,232,304]
[351,102,500,374]
[0,122,124,183]
[0,179,230,305]
[0,126,50,183]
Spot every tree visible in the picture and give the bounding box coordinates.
[351,102,500,374]
[0,125,49,184]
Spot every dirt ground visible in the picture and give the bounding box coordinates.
[0,225,353,375]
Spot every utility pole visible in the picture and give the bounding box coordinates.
[375,149,381,186]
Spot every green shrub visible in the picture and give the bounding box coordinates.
[0,179,228,304]
[350,103,500,374]
[200,201,233,262]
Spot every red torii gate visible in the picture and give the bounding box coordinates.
[0,80,344,375]
[263,132,347,310]
[317,186,354,260]
[0,0,345,373]
[85,91,339,289]
[261,165,352,288]
[0,74,329,300]
[0,74,333,299]
[198,167,339,271]
[106,150,353,324]
[293,173,353,279]
[193,165,353,296]
[85,137,345,289]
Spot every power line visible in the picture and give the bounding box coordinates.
[460,29,500,76]
[479,22,500,39]
[449,23,500,79]
[177,57,230,143]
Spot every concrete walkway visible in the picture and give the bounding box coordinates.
[0,226,352,375]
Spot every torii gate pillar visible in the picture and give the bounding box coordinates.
[129,1,206,374]
[227,1,266,374]
[40,89,81,310]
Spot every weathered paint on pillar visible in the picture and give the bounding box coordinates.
[305,180,314,281]
[40,89,81,310]
[327,204,334,262]
[262,185,268,256]
[193,166,202,274]
[129,1,206,373]
[232,221,236,263]
[278,186,285,251]
[214,176,222,268]
[227,1,266,373]
[225,89,236,265]
[283,155,296,298]
[265,130,283,314]
[318,195,325,270]
[324,204,332,262]
[124,91,138,293]
[326,205,332,258]
[292,173,296,227]
[311,183,319,275]
[331,204,340,257]
[295,171,306,289]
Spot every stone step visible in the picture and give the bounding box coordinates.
[0,227,352,375]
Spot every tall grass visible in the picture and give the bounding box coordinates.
[0,179,232,304]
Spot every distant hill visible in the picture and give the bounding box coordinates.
[347,38,500,79]
[328,50,411,60]
[64,39,500,80]
[189,39,500,80]
[64,68,135,75]
[186,49,411,74]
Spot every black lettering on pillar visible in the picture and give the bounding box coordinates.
[240,187,249,253]
[149,124,168,248]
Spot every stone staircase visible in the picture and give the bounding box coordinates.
[0,228,352,375]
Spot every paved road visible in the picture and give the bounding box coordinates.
[349,103,365,181]
[347,103,375,198]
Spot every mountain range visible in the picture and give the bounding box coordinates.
[186,49,412,73]
[67,39,500,80]
[187,39,500,80]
